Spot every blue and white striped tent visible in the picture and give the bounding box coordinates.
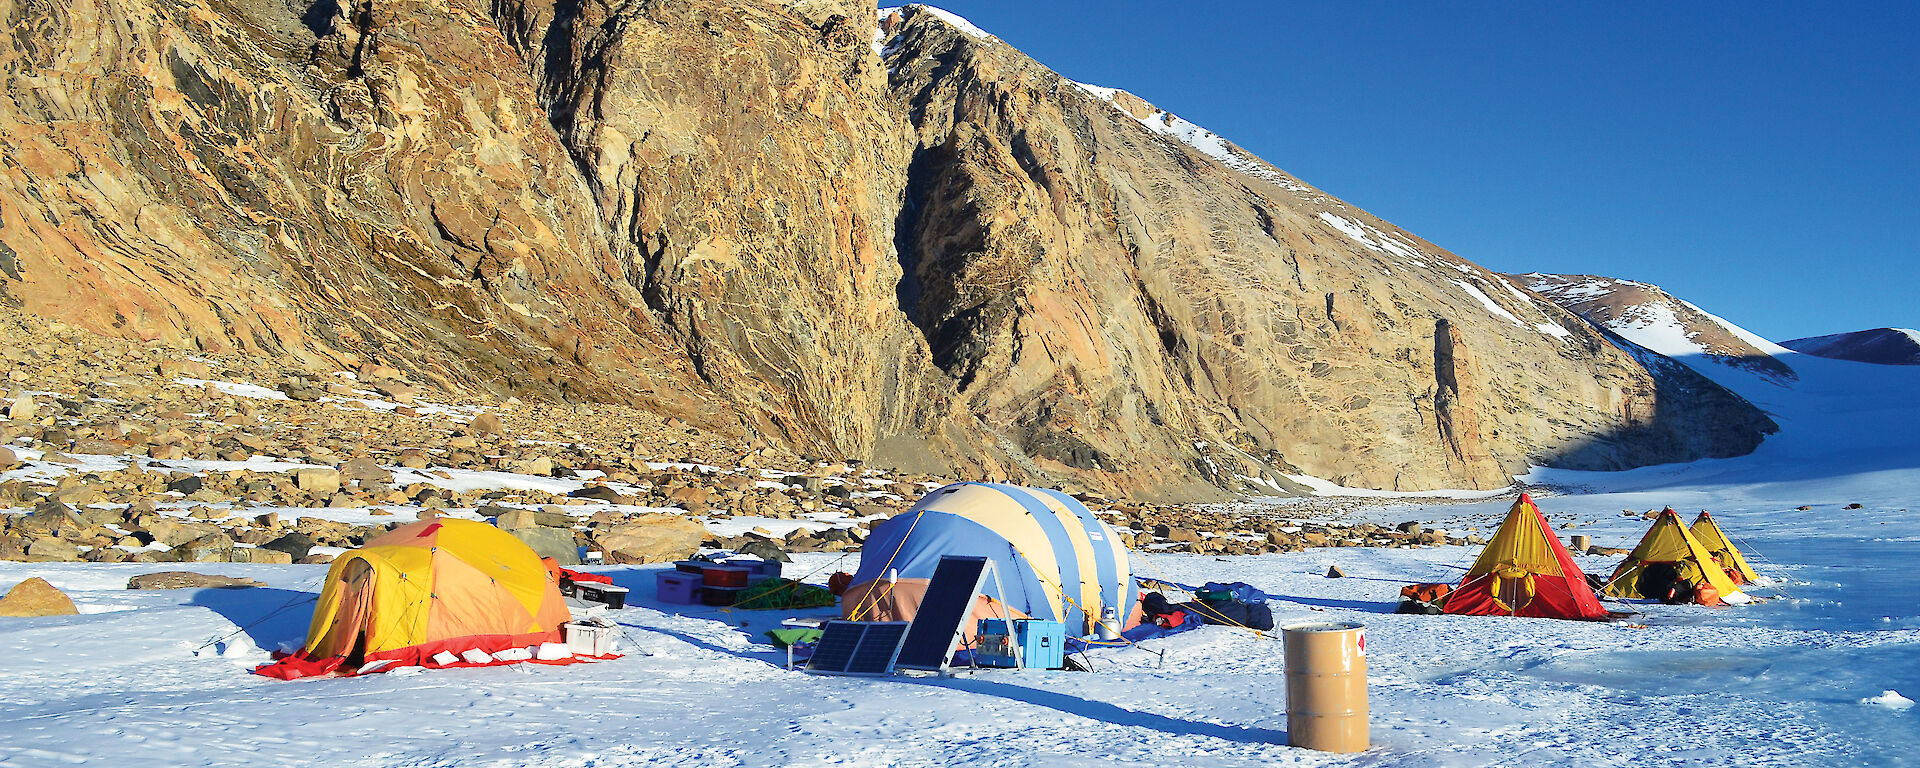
[839,483,1138,636]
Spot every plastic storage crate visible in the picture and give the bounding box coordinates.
[564,619,618,656]
[974,618,1066,669]
[655,571,701,605]
[573,581,628,609]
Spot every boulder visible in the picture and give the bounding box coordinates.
[490,507,534,529]
[397,449,430,469]
[277,382,326,401]
[569,485,636,505]
[468,412,503,436]
[17,502,83,536]
[0,577,78,617]
[489,506,571,530]
[5,394,36,422]
[736,538,791,563]
[594,514,704,565]
[0,446,16,470]
[172,533,236,563]
[297,553,336,565]
[1325,565,1347,578]
[127,572,265,590]
[261,532,316,560]
[509,527,581,566]
[146,519,223,547]
[166,475,204,495]
[1396,521,1423,535]
[26,537,81,562]
[292,468,342,495]
[339,457,392,484]
[85,547,132,563]
[240,547,294,565]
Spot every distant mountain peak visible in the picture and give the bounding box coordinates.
[1516,273,1798,385]
[1781,328,1920,366]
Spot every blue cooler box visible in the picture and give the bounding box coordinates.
[975,619,1066,669]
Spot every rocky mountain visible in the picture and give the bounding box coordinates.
[0,1,1776,498]
[1781,329,1920,366]
[1517,273,1798,385]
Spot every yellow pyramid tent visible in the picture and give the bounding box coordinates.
[1442,494,1608,620]
[1604,508,1746,605]
[1689,512,1761,585]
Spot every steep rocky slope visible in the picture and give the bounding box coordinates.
[1782,328,1920,366]
[0,0,1776,498]
[0,0,734,427]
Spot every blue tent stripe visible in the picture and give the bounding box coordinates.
[848,511,1057,622]
[979,483,1085,630]
[1032,486,1121,626]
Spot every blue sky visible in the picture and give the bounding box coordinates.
[921,2,1918,341]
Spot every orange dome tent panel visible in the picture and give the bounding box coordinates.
[256,519,573,679]
[1443,494,1608,621]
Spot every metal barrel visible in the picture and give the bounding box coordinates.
[1570,534,1591,553]
[1282,621,1368,753]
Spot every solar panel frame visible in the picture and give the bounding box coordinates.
[804,621,911,677]
[893,556,991,671]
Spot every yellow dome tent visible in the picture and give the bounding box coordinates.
[1603,508,1747,605]
[1689,512,1761,585]
[256,518,575,679]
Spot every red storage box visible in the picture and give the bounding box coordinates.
[656,571,701,605]
[702,565,752,588]
[723,558,781,583]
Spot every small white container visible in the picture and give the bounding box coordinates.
[564,619,619,656]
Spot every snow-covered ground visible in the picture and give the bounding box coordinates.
[3,310,1916,765]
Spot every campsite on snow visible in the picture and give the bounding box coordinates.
[1,1,1916,766]
[2,294,1915,766]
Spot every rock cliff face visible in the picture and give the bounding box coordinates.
[0,1,1777,498]
[0,0,732,427]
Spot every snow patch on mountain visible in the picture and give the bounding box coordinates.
[1518,272,1798,386]
[877,5,996,43]
[1453,279,1524,327]
[1067,80,1311,194]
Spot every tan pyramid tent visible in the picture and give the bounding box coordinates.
[1689,512,1761,585]
[1604,508,1746,605]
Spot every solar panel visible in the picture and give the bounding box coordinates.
[846,622,909,675]
[805,621,910,677]
[894,556,990,671]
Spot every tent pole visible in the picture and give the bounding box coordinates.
[986,560,1023,671]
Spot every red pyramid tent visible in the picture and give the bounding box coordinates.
[1444,493,1608,621]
